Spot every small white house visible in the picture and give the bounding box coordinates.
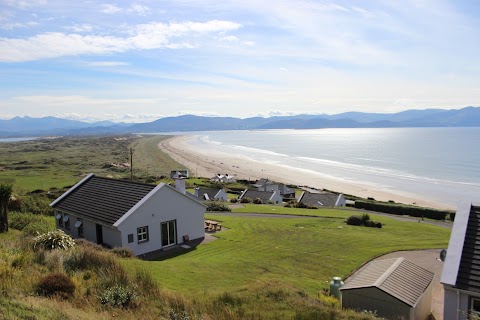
[50,174,205,258]
[194,187,228,201]
[441,203,480,319]
[238,189,283,205]
[210,174,236,183]
[297,191,346,207]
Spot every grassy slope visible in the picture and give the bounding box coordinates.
[0,135,182,194]
[124,211,449,297]
[129,135,187,178]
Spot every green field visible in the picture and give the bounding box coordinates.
[0,135,181,194]
[124,211,449,297]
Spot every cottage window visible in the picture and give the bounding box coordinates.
[63,215,70,230]
[137,226,149,243]
[75,218,83,237]
[56,213,63,228]
[128,234,134,243]
[161,220,176,247]
[472,298,480,315]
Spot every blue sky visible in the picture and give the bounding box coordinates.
[0,0,479,122]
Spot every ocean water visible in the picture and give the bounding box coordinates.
[0,137,39,143]
[182,128,480,208]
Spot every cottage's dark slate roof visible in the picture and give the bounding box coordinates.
[299,192,339,207]
[455,205,480,292]
[52,175,156,226]
[240,189,274,203]
[341,258,434,307]
[196,188,220,200]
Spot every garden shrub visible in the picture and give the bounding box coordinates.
[20,194,52,216]
[23,219,51,236]
[284,204,292,208]
[206,202,231,212]
[36,273,75,298]
[364,220,376,228]
[253,198,263,204]
[32,229,76,251]
[376,222,382,228]
[229,198,238,203]
[295,202,308,209]
[240,197,252,203]
[99,284,138,308]
[10,212,39,231]
[112,247,134,258]
[449,212,456,221]
[267,200,274,204]
[361,214,371,224]
[354,200,451,220]
[345,216,362,226]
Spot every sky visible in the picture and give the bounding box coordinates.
[0,0,479,123]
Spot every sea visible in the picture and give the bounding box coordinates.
[166,127,480,209]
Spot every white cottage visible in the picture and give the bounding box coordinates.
[50,174,205,258]
[441,203,480,319]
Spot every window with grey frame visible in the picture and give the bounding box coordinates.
[75,218,83,237]
[56,212,63,228]
[161,220,176,247]
[137,226,149,243]
[63,214,70,230]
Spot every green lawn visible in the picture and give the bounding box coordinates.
[124,212,450,298]
[232,203,356,218]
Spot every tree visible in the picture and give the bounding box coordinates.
[0,183,13,233]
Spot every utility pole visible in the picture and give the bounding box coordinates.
[130,147,134,181]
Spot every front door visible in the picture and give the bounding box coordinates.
[161,220,176,247]
[96,224,103,244]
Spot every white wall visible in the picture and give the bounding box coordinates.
[116,185,205,256]
[443,286,472,320]
[271,191,283,204]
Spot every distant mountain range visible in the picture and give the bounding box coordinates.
[1,106,479,137]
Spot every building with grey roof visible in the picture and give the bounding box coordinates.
[51,174,205,258]
[341,257,434,320]
[441,203,480,319]
[238,189,283,204]
[194,187,228,201]
[297,191,345,207]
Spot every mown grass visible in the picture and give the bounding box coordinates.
[124,212,449,298]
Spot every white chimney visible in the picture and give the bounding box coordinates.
[175,177,186,194]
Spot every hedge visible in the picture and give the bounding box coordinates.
[354,200,452,221]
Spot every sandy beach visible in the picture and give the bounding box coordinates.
[159,135,452,210]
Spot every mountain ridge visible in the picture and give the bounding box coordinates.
[1,106,479,137]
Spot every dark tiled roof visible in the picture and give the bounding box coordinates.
[299,192,339,207]
[342,258,434,307]
[196,188,220,200]
[456,205,480,292]
[53,175,156,226]
[240,190,274,203]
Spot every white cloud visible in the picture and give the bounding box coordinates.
[82,61,129,67]
[2,0,46,9]
[100,4,122,14]
[65,24,94,33]
[0,20,242,62]
[128,3,151,16]
[0,21,38,30]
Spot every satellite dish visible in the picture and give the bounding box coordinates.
[440,249,447,262]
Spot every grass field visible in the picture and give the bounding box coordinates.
[124,211,450,298]
[0,135,182,194]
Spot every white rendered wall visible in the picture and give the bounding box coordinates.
[116,186,205,256]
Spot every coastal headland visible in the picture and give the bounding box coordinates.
[159,135,453,210]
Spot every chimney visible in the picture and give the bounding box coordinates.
[175,177,186,194]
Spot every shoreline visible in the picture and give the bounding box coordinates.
[159,135,453,210]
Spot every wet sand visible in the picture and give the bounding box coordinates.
[159,135,452,210]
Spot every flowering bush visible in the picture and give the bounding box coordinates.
[32,229,76,250]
